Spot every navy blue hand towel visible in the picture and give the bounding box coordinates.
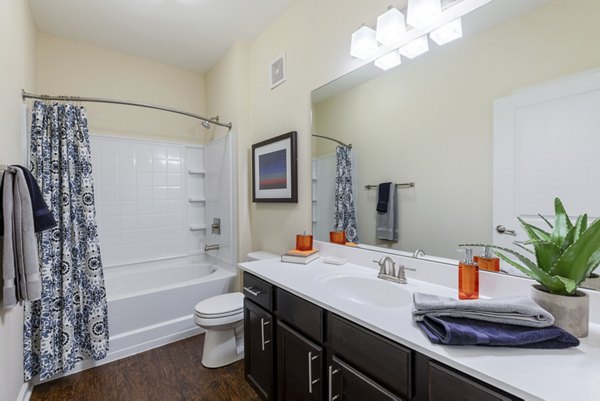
[376,182,392,213]
[417,315,579,349]
[0,165,57,234]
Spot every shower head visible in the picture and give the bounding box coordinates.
[201,115,220,130]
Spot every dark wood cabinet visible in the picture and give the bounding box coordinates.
[243,272,521,401]
[244,298,274,400]
[328,356,404,401]
[277,321,323,401]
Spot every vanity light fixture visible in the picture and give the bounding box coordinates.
[407,0,442,29]
[350,25,379,59]
[398,36,429,59]
[374,51,402,71]
[376,7,406,46]
[430,18,463,45]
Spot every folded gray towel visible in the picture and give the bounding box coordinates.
[412,292,554,328]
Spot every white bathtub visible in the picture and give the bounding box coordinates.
[103,254,237,361]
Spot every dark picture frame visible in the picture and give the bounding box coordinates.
[252,131,298,203]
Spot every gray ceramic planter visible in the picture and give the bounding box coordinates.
[531,285,589,338]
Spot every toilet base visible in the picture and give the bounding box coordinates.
[201,324,244,368]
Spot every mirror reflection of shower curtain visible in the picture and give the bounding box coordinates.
[334,146,359,243]
[24,101,109,381]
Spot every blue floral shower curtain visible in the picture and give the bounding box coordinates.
[334,146,359,243]
[24,101,109,381]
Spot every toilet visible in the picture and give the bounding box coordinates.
[193,251,278,368]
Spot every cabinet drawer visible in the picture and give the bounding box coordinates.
[243,272,273,312]
[277,288,323,343]
[327,313,412,399]
[428,362,517,401]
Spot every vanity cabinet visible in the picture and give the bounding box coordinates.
[329,356,403,401]
[243,272,521,401]
[244,275,275,400]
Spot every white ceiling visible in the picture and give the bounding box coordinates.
[28,0,296,72]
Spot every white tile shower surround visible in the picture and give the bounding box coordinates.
[90,135,233,267]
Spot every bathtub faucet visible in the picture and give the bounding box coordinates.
[205,243,220,252]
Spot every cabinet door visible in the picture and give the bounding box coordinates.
[244,298,274,400]
[277,321,323,401]
[328,357,404,401]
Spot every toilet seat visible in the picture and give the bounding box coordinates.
[194,292,244,327]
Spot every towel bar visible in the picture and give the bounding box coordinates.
[365,182,415,189]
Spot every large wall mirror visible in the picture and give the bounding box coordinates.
[311,0,600,290]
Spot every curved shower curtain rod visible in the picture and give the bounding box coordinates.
[21,90,232,129]
[312,134,352,148]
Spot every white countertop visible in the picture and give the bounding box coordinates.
[238,257,600,401]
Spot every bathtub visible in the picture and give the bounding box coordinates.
[103,254,237,361]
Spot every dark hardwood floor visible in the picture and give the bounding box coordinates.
[31,334,261,401]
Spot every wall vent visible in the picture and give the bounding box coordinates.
[270,53,286,89]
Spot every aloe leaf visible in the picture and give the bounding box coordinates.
[495,253,568,294]
[518,217,550,242]
[560,214,586,253]
[538,213,553,229]
[526,240,561,273]
[513,241,534,255]
[555,276,577,295]
[553,218,600,284]
[550,198,572,247]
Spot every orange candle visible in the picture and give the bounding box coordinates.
[295,234,313,251]
[329,231,346,244]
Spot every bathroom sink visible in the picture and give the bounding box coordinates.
[317,274,412,308]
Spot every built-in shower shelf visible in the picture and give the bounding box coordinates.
[188,169,206,175]
[189,224,207,231]
[188,197,206,203]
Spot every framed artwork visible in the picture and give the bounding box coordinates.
[252,131,297,203]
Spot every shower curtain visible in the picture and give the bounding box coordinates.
[334,146,359,243]
[24,101,109,381]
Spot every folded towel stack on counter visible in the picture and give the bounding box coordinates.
[412,292,579,349]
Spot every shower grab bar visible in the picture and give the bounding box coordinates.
[364,182,415,189]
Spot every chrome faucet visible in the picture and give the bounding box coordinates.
[412,249,426,258]
[205,243,220,251]
[373,257,415,284]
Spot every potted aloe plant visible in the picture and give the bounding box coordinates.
[462,198,600,337]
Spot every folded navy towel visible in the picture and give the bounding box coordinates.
[376,182,391,213]
[0,165,56,234]
[417,315,579,349]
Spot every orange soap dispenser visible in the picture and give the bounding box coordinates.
[458,248,479,300]
[478,246,500,272]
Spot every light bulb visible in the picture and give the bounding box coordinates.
[398,36,429,59]
[430,18,463,45]
[374,52,402,71]
[407,0,442,29]
[350,25,378,59]
[376,7,406,46]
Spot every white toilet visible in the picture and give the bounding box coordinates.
[193,251,278,368]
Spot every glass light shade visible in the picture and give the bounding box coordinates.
[350,26,378,59]
[398,36,429,59]
[430,18,463,45]
[376,8,406,46]
[407,0,442,29]
[374,52,402,71]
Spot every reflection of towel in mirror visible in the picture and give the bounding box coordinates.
[2,167,42,308]
[376,182,391,212]
[376,183,398,241]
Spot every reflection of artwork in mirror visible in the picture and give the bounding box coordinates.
[252,131,297,203]
[310,0,600,290]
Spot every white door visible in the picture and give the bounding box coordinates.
[493,69,600,274]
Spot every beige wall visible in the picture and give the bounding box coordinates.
[312,0,600,258]
[36,32,207,143]
[0,1,37,399]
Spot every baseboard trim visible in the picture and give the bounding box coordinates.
[17,382,33,401]
[32,315,203,386]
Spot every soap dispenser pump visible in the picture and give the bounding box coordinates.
[478,245,500,272]
[458,248,479,300]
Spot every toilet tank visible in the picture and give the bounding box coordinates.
[246,251,278,261]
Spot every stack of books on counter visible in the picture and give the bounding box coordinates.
[281,248,319,264]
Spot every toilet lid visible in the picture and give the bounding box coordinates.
[194,292,244,316]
